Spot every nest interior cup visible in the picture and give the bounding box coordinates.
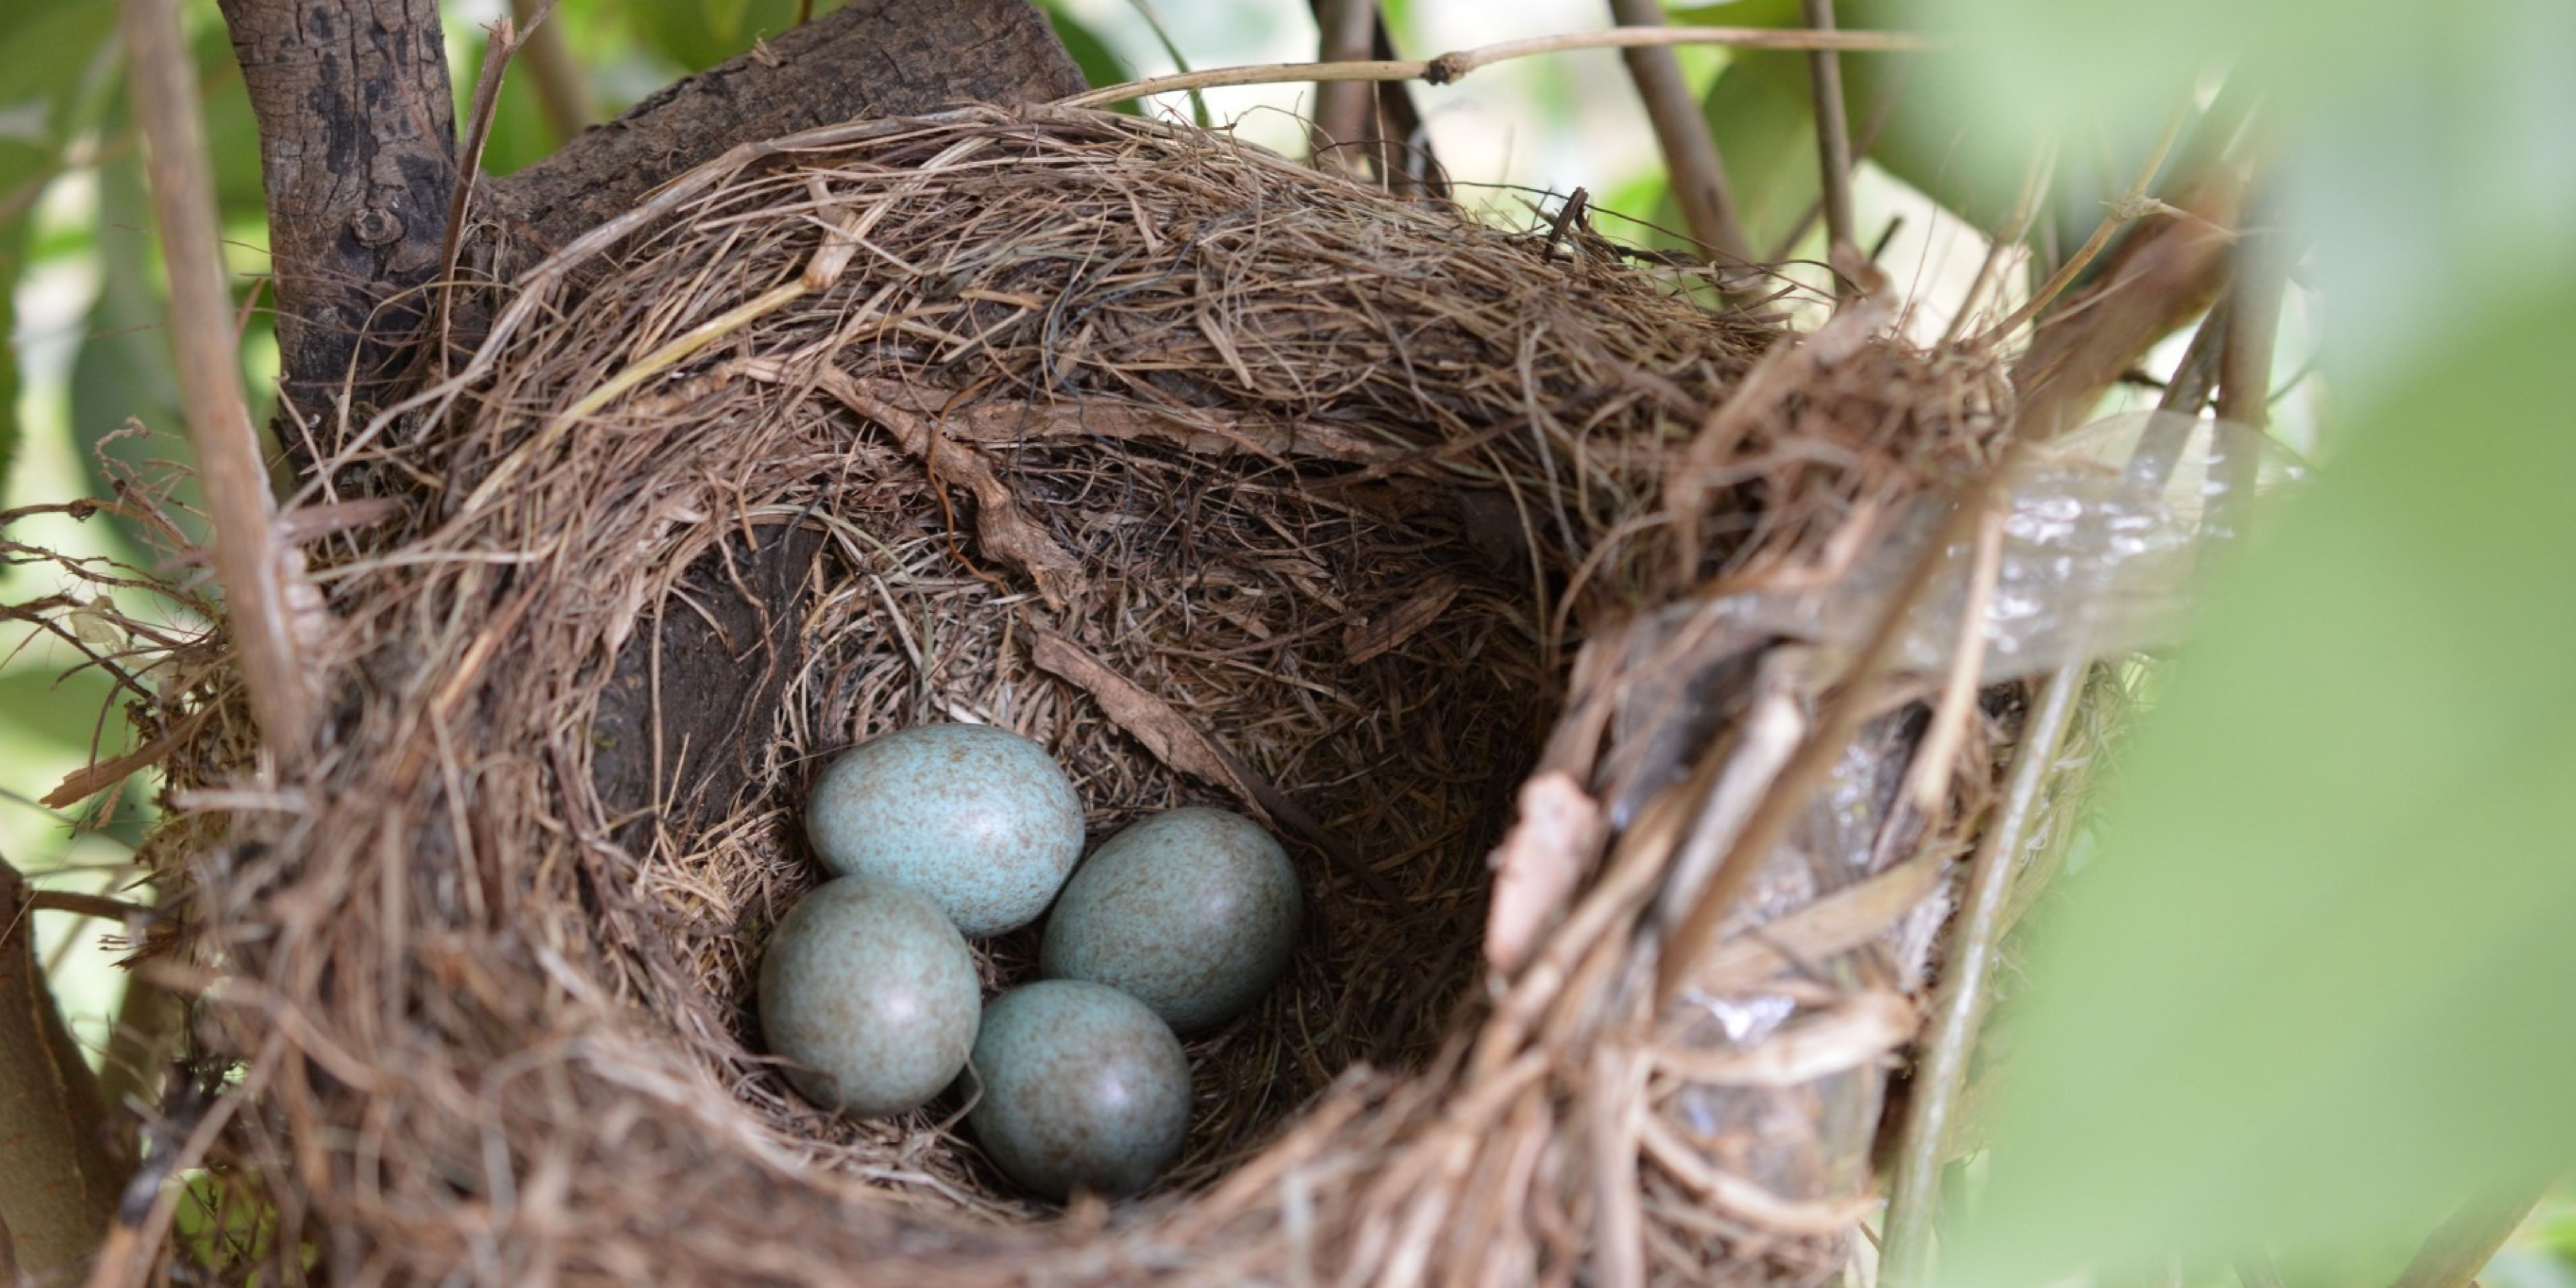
[160,102,2005,1285]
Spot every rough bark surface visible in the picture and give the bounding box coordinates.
[217,0,457,419]
[485,0,1087,255]
[0,861,122,1278]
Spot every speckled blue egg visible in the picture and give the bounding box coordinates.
[804,724,1085,936]
[1040,808,1301,1034]
[967,981,1191,1200]
[757,877,981,1117]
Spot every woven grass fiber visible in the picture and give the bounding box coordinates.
[124,103,2021,1287]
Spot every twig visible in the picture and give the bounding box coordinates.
[1608,0,1750,264]
[1883,299,2236,1284]
[2210,184,2286,534]
[1877,661,2085,1288]
[506,0,596,146]
[24,890,151,923]
[1657,441,2012,1002]
[1311,0,1377,174]
[1900,503,2004,814]
[1061,26,1935,109]
[435,13,520,370]
[1941,143,2056,346]
[1801,0,1859,284]
[121,0,315,758]
[97,962,179,1155]
[1966,110,2187,351]
[2387,1181,2551,1288]
[1763,63,1906,264]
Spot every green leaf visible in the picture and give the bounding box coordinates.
[1947,288,2576,1282]
[1933,0,2576,375]
[0,662,122,757]
[629,0,802,73]
[1038,0,1139,114]
[1693,32,1817,257]
[0,2,120,497]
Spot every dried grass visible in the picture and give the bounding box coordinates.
[105,104,2020,1286]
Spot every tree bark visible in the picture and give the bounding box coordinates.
[0,858,124,1279]
[217,0,457,420]
[484,0,1086,257]
[218,0,1084,417]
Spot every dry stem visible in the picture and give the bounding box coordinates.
[1064,25,1934,110]
[1800,0,1860,280]
[1876,662,2084,1286]
[1311,0,1378,173]
[122,0,313,757]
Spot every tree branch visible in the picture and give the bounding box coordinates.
[1609,0,1750,264]
[215,0,458,418]
[1800,0,1859,279]
[482,0,1086,258]
[1,856,125,1279]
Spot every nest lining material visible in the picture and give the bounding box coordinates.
[148,103,2011,1284]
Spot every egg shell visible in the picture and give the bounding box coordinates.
[757,877,981,1117]
[804,724,1085,936]
[1041,807,1302,1034]
[967,980,1191,1201]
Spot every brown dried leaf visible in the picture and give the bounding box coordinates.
[1344,574,1463,665]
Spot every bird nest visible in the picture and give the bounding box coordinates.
[111,104,2023,1286]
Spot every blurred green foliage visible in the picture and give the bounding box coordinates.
[1920,0,2576,1282]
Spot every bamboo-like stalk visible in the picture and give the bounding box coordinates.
[123,0,315,759]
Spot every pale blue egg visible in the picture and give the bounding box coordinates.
[804,724,1084,936]
[1040,808,1301,1034]
[967,981,1191,1200]
[758,877,980,1117]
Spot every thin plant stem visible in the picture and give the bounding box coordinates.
[1940,142,2054,346]
[122,0,315,759]
[1967,110,2186,352]
[1312,0,1377,172]
[1061,26,1934,110]
[1881,300,2235,1284]
[2387,1181,2552,1288]
[1802,0,1859,282]
[2211,183,2286,534]
[1609,0,1750,264]
[1876,661,2086,1288]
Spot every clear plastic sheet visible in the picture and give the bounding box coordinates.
[1713,411,2308,684]
[1646,414,2302,1269]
